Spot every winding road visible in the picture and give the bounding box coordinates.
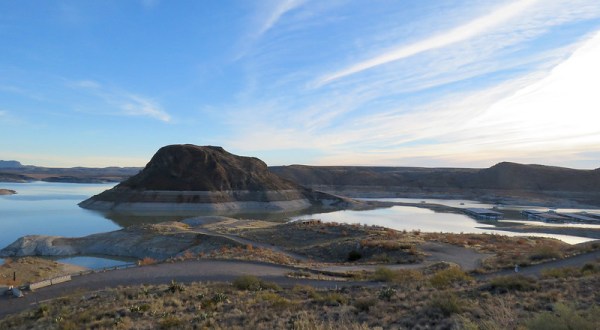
[1,249,598,319]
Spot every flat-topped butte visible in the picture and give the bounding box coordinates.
[79,144,360,213]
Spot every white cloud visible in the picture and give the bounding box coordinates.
[315,0,539,86]
[225,29,600,169]
[235,0,306,60]
[69,80,171,122]
[120,94,171,123]
[256,0,306,39]
[72,80,101,89]
[464,30,600,148]
[313,31,600,167]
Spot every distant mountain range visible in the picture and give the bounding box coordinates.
[0,160,141,183]
[1,157,599,206]
[271,162,600,207]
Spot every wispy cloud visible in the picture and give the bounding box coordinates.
[256,0,306,39]
[225,25,600,168]
[71,80,171,122]
[120,94,171,122]
[314,0,539,87]
[140,0,159,10]
[234,0,306,60]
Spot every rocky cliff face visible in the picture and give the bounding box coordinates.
[117,145,299,191]
[80,145,354,212]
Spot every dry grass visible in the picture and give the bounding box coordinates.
[238,221,425,263]
[0,257,85,286]
[423,232,586,272]
[1,262,599,329]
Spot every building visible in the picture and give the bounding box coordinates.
[464,208,503,220]
[522,209,600,223]
[558,213,600,223]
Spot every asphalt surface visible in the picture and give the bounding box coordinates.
[0,259,372,319]
[1,249,598,319]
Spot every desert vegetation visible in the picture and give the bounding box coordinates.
[423,232,600,272]
[1,259,598,329]
[237,221,425,264]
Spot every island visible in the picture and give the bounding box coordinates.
[0,189,16,195]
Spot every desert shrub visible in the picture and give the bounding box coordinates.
[427,291,463,317]
[541,267,580,279]
[394,269,424,287]
[529,245,562,261]
[581,262,599,275]
[129,304,151,314]
[257,291,294,308]
[233,275,281,291]
[486,275,538,293]
[370,267,424,286]
[526,303,599,330]
[314,292,348,306]
[371,267,397,282]
[429,266,473,289]
[347,250,362,261]
[32,304,49,319]
[167,280,185,293]
[138,257,157,266]
[354,297,377,312]
[292,284,316,295]
[378,287,396,301]
[233,275,262,291]
[211,292,228,303]
[159,315,183,329]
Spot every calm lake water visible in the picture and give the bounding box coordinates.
[0,183,598,268]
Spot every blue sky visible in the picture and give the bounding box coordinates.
[1,0,600,169]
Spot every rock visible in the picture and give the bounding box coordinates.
[0,222,242,260]
[79,144,355,213]
[0,236,78,257]
[0,189,16,195]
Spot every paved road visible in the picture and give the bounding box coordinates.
[1,249,598,319]
[0,259,372,319]
[477,249,600,280]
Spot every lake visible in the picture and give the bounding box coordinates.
[0,182,598,267]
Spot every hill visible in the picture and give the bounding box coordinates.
[270,162,600,206]
[79,145,357,213]
[0,160,23,168]
[0,162,140,183]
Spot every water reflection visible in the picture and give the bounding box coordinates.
[95,205,345,227]
[291,204,597,244]
[51,255,136,270]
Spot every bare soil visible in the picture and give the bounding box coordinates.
[0,257,86,286]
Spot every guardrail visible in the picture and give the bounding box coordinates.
[29,275,72,291]
[71,263,138,277]
[27,263,138,291]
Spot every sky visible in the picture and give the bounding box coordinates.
[1,1,600,169]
